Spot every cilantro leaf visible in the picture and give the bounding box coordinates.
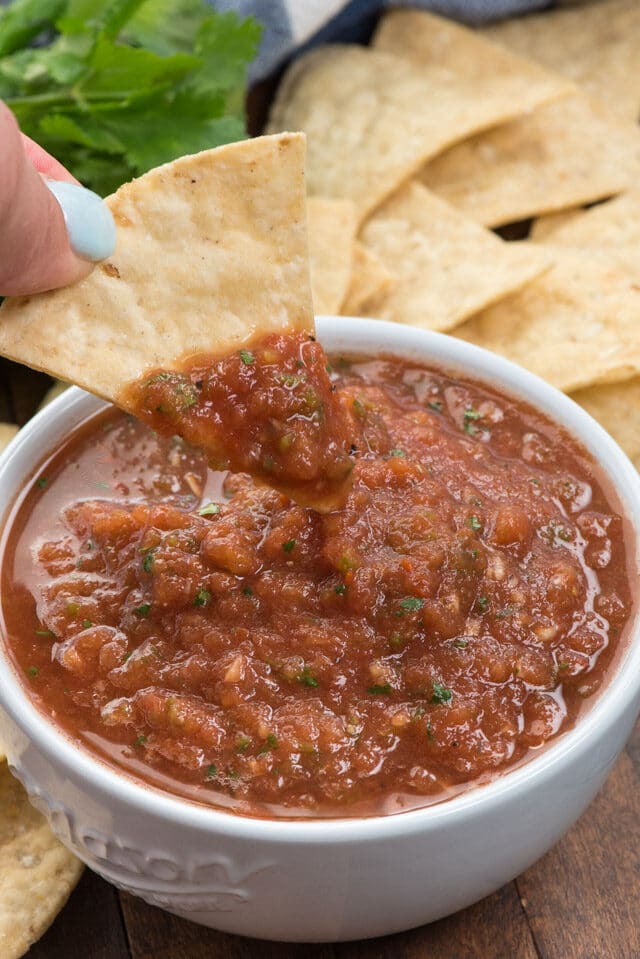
[3,0,261,196]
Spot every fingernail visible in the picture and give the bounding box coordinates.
[44,180,116,262]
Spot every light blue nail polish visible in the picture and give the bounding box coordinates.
[45,180,116,262]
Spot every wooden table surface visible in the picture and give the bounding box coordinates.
[3,367,640,959]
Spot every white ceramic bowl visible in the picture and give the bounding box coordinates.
[0,316,639,943]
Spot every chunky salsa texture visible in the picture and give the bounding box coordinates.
[120,333,357,510]
[0,349,634,818]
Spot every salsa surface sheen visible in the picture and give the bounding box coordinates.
[0,348,634,819]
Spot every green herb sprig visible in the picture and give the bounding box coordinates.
[0,0,261,195]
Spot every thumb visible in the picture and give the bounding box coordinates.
[0,103,116,297]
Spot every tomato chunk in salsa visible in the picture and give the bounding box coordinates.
[120,332,357,510]
[0,348,633,819]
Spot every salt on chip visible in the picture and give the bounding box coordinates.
[421,95,640,228]
[483,0,640,123]
[307,197,356,316]
[0,134,313,403]
[531,191,640,251]
[0,762,83,958]
[355,182,551,332]
[0,424,18,453]
[456,248,640,393]
[267,30,570,222]
[572,378,640,471]
[341,243,395,317]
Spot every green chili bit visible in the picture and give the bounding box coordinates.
[428,400,442,413]
[463,408,481,435]
[476,596,489,613]
[239,349,255,365]
[367,683,392,695]
[133,603,151,618]
[34,629,55,638]
[242,586,253,597]
[398,596,425,613]
[388,448,406,458]
[134,735,147,747]
[258,734,279,755]
[297,668,319,688]
[142,552,155,574]
[236,735,251,752]
[198,503,221,517]
[205,764,218,780]
[36,476,48,489]
[430,682,453,705]
[26,666,38,678]
[282,539,296,553]
[193,589,212,607]
[452,638,469,649]
[81,619,93,629]
[334,584,347,595]
[469,515,482,531]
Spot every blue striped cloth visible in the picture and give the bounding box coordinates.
[211,0,554,81]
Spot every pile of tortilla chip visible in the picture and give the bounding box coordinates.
[269,0,640,469]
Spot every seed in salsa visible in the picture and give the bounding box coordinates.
[120,332,358,510]
[0,352,633,819]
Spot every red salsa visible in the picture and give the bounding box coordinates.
[120,332,357,510]
[0,349,634,818]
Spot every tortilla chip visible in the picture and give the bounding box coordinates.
[38,380,70,410]
[483,0,640,123]
[0,761,83,958]
[267,31,570,222]
[355,182,550,332]
[456,249,640,392]
[307,197,356,316]
[421,95,640,227]
[572,378,640,470]
[531,191,640,250]
[341,243,395,317]
[529,210,585,242]
[0,134,313,402]
[0,424,18,453]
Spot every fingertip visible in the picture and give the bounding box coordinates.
[44,180,116,263]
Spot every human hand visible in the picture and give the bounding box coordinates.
[0,102,116,297]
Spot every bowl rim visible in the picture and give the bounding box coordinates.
[1,314,639,842]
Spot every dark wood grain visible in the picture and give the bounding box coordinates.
[119,890,335,959]
[332,882,539,959]
[516,719,640,959]
[2,359,50,425]
[27,868,130,959]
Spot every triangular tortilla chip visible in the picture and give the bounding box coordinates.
[0,424,18,454]
[529,209,585,242]
[307,197,356,315]
[483,0,640,123]
[0,133,313,401]
[456,248,640,392]
[572,377,640,471]
[268,25,570,222]
[421,96,640,227]
[531,191,640,251]
[0,762,83,959]
[340,243,395,317]
[356,182,550,332]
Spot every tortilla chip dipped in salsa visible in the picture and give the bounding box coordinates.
[0,134,357,510]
